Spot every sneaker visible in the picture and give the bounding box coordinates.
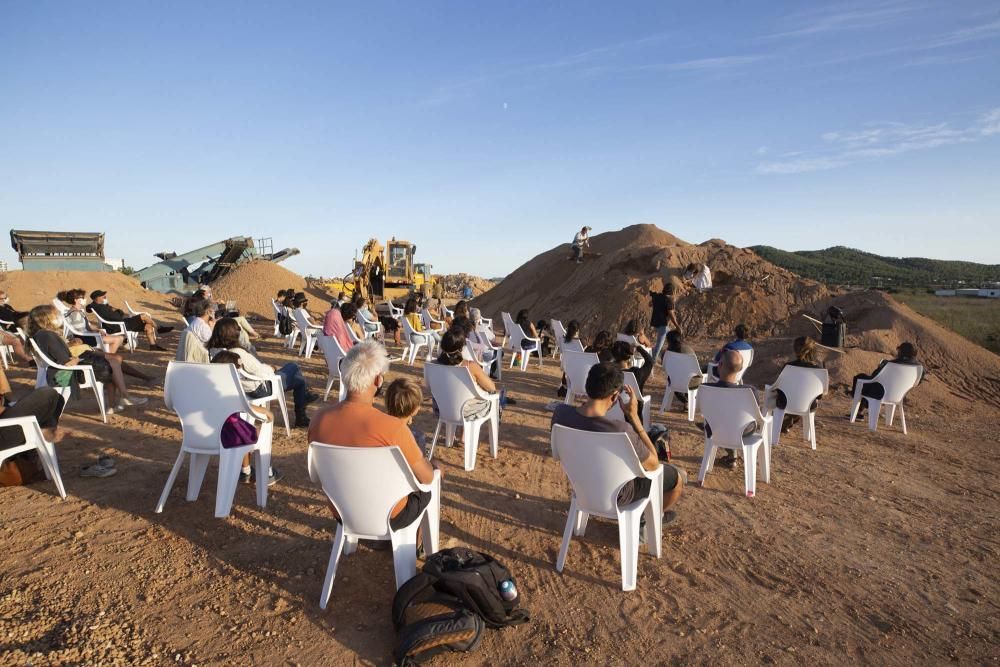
[81,463,117,478]
[238,470,252,484]
[249,466,283,487]
[118,396,148,408]
[294,415,311,428]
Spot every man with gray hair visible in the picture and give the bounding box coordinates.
[308,339,439,530]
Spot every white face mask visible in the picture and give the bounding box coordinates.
[0,297,8,304]
[75,299,84,306]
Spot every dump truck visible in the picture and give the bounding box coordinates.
[328,238,434,304]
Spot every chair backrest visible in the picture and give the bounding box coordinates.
[387,301,403,318]
[662,351,702,389]
[271,299,282,317]
[442,306,454,318]
[772,366,828,413]
[292,307,312,331]
[606,371,645,424]
[164,361,251,453]
[424,363,483,423]
[401,315,420,341]
[872,362,924,403]
[616,333,638,345]
[562,351,600,394]
[561,339,584,354]
[739,348,754,374]
[124,300,139,315]
[550,424,646,517]
[316,334,347,376]
[551,319,567,348]
[357,310,376,327]
[28,338,53,386]
[51,298,69,315]
[697,385,763,447]
[176,328,210,363]
[308,443,421,537]
[501,312,515,336]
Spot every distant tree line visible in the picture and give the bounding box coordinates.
[750,245,1000,288]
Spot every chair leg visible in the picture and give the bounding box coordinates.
[645,474,663,557]
[761,437,771,485]
[255,426,272,509]
[743,443,758,497]
[556,498,577,572]
[319,524,347,609]
[886,403,896,427]
[659,388,673,415]
[488,407,499,458]
[389,525,420,591]
[697,439,715,486]
[867,398,881,432]
[463,420,482,472]
[156,450,186,513]
[427,420,442,460]
[899,405,907,435]
[807,412,817,450]
[323,377,334,401]
[771,409,784,447]
[687,390,697,421]
[444,423,456,448]
[618,508,642,591]
[37,440,66,499]
[421,477,441,557]
[92,380,107,423]
[186,453,211,502]
[574,511,589,537]
[216,450,244,518]
[275,391,290,437]
[849,396,861,422]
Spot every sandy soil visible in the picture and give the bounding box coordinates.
[4,295,998,666]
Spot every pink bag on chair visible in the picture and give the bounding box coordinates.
[221,413,258,449]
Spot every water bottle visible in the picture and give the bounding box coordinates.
[498,579,517,602]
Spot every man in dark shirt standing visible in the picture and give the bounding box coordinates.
[87,290,171,351]
[551,362,684,519]
[649,281,680,363]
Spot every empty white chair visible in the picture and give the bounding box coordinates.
[764,366,828,449]
[562,351,599,404]
[550,320,567,359]
[550,424,663,592]
[91,310,137,352]
[608,372,652,431]
[0,416,66,498]
[155,362,273,518]
[401,316,433,365]
[308,442,441,608]
[501,312,541,371]
[29,339,107,423]
[424,363,500,471]
[316,334,349,401]
[695,386,772,498]
[659,351,704,421]
[239,369,291,437]
[292,308,322,358]
[850,363,923,434]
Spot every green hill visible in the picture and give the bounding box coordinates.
[749,245,1000,288]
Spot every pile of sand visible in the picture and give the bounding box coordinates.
[783,290,1000,410]
[211,260,333,320]
[434,273,496,298]
[0,269,178,318]
[471,224,830,339]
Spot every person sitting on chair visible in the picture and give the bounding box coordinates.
[710,323,753,377]
[763,336,826,434]
[664,330,703,408]
[323,300,355,351]
[849,342,923,420]
[584,330,614,363]
[405,298,442,346]
[551,362,684,525]
[87,290,171,351]
[703,349,760,470]
[0,290,29,332]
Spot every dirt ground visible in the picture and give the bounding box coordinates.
[3,307,999,665]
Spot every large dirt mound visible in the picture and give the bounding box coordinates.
[212,260,333,320]
[784,290,1000,410]
[0,270,177,317]
[471,224,830,338]
[434,273,496,298]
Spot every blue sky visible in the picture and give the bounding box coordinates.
[1,1,998,279]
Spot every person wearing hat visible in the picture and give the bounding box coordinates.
[572,226,592,263]
[87,290,172,352]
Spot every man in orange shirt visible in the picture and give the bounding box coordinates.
[309,339,440,529]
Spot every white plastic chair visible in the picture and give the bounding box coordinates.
[308,442,441,608]
[387,301,404,321]
[292,308,322,359]
[424,363,500,472]
[155,362,273,518]
[91,310,137,352]
[550,320,567,359]
[271,300,284,337]
[51,298,69,316]
[764,366,828,449]
[316,335,349,401]
[442,305,454,319]
[471,326,503,381]
[0,416,66,498]
[501,313,541,371]
[616,333,649,368]
[561,339,584,354]
[659,351,705,421]
[850,363,923,434]
[696,386,772,498]
[420,308,446,333]
[401,317,433,365]
[356,311,383,340]
[608,372,652,431]
[562,351,599,404]
[550,424,663,591]
[239,369,291,437]
[124,300,149,317]
[29,338,107,423]
[64,318,108,353]
[465,340,491,374]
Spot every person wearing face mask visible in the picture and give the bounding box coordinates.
[27,305,148,414]
[0,291,29,331]
[59,289,125,354]
[86,290,172,351]
[309,340,441,533]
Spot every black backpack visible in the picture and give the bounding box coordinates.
[277,314,293,336]
[392,548,530,665]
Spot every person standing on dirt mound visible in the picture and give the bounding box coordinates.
[571,226,592,263]
[649,281,681,363]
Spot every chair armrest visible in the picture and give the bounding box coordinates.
[414,467,442,494]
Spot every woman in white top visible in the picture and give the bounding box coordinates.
[59,289,124,353]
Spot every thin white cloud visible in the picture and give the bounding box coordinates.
[924,18,1000,48]
[756,108,1000,175]
[763,1,916,39]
